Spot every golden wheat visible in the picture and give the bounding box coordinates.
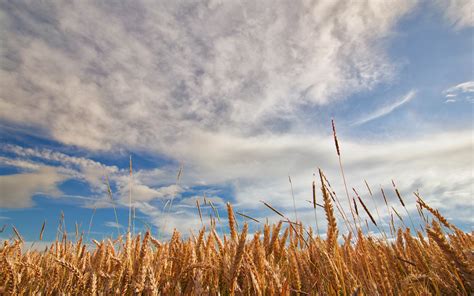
[1,181,473,295]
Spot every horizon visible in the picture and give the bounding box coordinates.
[0,0,473,243]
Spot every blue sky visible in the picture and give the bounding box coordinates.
[0,0,472,243]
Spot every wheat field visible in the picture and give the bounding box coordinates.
[1,172,473,296]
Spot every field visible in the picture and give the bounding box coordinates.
[1,1,472,295]
[1,173,473,295]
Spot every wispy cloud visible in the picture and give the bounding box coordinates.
[445,81,474,94]
[435,0,474,30]
[104,221,124,229]
[0,1,473,236]
[0,0,416,152]
[352,90,417,126]
[443,81,474,103]
[1,129,472,233]
[180,195,225,207]
[0,145,183,208]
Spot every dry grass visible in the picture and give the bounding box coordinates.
[1,182,473,296]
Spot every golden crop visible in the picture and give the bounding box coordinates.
[1,184,473,295]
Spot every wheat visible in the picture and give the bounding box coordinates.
[227,202,238,242]
[320,169,338,254]
[1,180,472,295]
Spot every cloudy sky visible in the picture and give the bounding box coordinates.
[0,0,472,242]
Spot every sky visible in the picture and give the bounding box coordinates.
[0,0,473,243]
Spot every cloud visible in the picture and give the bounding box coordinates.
[443,81,474,103]
[3,144,119,173]
[104,221,123,229]
[435,0,474,30]
[447,81,474,93]
[116,182,182,203]
[239,132,473,233]
[180,195,225,207]
[1,1,472,234]
[0,166,66,207]
[1,145,182,208]
[135,129,473,233]
[1,129,472,232]
[2,144,120,194]
[144,206,205,238]
[351,90,416,126]
[0,0,426,223]
[0,0,416,152]
[0,156,41,171]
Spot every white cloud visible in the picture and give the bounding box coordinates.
[3,144,119,174]
[0,129,472,232]
[0,156,41,171]
[0,166,66,207]
[435,0,473,30]
[1,1,473,233]
[0,0,416,152]
[351,90,416,126]
[180,195,225,207]
[448,81,474,93]
[1,145,182,207]
[146,207,205,238]
[138,129,473,233]
[116,181,182,203]
[443,81,474,103]
[82,197,115,209]
[104,221,123,229]
[0,0,423,220]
